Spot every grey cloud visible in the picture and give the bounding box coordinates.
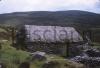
[0,0,100,14]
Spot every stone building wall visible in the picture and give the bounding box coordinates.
[16,25,83,57]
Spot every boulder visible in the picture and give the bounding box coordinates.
[42,61,61,68]
[84,49,100,57]
[30,51,47,61]
[0,63,6,68]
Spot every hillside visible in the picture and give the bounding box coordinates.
[0,10,100,28]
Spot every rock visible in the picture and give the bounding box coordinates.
[31,51,46,56]
[42,61,61,68]
[71,47,100,68]
[0,63,6,68]
[71,56,100,68]
[84,49,100,57]
[31,51,46,61]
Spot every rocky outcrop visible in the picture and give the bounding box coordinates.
[71,48,100,68]
[0,63,6,68]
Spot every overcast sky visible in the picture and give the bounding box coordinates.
[0,0,100,14]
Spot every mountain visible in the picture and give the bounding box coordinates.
[0,10,100,29]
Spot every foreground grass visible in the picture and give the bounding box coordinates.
[0,41,85,68]
[0,41,30,68]
[30,58,85,68]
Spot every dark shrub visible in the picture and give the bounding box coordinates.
[19,62,30,68]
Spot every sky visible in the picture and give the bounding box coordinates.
[0,0,100,14]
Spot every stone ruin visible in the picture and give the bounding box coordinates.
[16,25,83,56]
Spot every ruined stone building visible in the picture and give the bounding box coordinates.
[16,25,83,57]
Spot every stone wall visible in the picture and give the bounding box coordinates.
[26,42,68,56]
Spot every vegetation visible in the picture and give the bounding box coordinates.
[0,26,30,68]
[0,40,85,68]
[0,25,86,68]
[0,41,30,68]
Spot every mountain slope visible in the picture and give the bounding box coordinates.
[0,10,100,28]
